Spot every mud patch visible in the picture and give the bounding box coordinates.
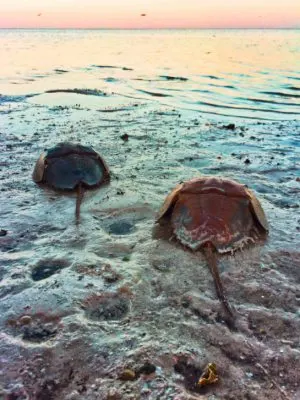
[22,323,58,343]
[74,263,121,283]
[138,89,171,97]
[45,88,107,96]
[247,309,300,342]
[92,65,133,71]
[264,250,300,283]
[81,292,130,321]
[106,220,135,235]
[31,259,70,281]
[54,69,68,74]
[174,355,218,395]
[159,75,188,81]
[6,312,61,343]
[96,205,153,237]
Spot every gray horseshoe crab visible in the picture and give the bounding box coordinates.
[33,142,110,222]
[156,176,268,327]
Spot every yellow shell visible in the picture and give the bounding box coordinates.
[197,363,219,387]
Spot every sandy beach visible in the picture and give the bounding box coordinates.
[0,29,300,399]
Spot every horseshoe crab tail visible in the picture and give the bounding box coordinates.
[75,183,85,224]
[203,244,236,329]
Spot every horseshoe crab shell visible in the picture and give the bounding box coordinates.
[33,142,110,221]
[156,176,268,326]
[157,176,268,252]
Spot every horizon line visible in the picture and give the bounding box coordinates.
[1,26,299,30]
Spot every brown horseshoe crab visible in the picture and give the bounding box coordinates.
[156,176,268,326]
[33,142,110,222]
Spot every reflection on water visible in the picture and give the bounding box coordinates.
[0,29,299,120]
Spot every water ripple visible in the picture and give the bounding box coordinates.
[0,29,299,121]
[261,91,300,99]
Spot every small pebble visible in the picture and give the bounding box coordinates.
[19,315,32,325]
[119,369,136,381]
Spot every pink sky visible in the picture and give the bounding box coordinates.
[1,0,299,29]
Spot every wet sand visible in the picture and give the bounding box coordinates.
[0,91,300,400]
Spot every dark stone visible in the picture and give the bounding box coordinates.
[222,123,235,130]
[138,362,156,375]
[83,293,130,321]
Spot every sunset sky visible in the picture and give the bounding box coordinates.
[1,0,299,29]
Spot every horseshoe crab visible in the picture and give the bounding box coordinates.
[33,142,110,222]
[156,176,268,326]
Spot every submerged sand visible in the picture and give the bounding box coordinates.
[0,92,300,399]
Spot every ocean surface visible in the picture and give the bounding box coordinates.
[0,29,300,120]
[1,29,300,399]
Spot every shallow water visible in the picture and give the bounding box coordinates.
[0,29,300,400]
[0,29,300,120]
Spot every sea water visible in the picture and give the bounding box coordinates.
[0,29,299,120]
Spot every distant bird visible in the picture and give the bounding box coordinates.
[141,14,146,17]
[37,13,42,17]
